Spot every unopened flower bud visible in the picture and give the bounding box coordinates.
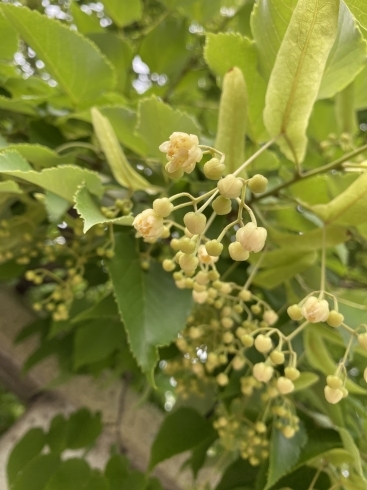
[287,304,303,321]
[358,333,367,350]
[133,209,164,239]
[239,289,251,301]
[208,270,220,281]
[216,373,229,386]
[193,282,206,292]
[170,238,181,251]
[195,271,209,285]
[179,253,198,272]
[254,334,272,353]
[284,367,300,381]
[263,310,278,326]
[277,377,294,394]
[232,356,246,371]
[205,240,223,256]
[223,331,234,344]
[212,196,232,215]
[301,296,329,323]
[270,350,285,365]
[228,242,250,261]
[153,197,174,217]
[251,304,262,315]
[248,174,268,194]
[221,317,234,329]
[282,426,295,438]
[255,421,267,434]
[217,174,243,199]
[253,362,273,382]
[184,212,207,235]
[192,290,208,304]
[179,237,196,254]
[162,259,175,272]
[326,310,344,328]
[236,222,267,253]
[326,375,343,389]
[241,334,254,347]
[204,158,225,180]
[341,387,348,398]
[324,386,343,404]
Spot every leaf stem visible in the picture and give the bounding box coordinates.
[233,137,278,176]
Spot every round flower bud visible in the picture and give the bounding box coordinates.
[326,310,344,328]
[254,334,273,353]
[192,290,208,304]
[236,222,267,253]
[358,333,367,350]
[170,238,181,251]
[193,282,206,292]
[263,310,278,326]
[165,165,184,179]
[221,317,234,329]
[228,242,250,261]
[248,174,268,194]
[326,375,343,389]
[198,244,218,265]
[251,304,261,315]
[160,132,203,174]
[179,237,196,254]
[364,367,367,383]
[270,350,285,365]
[184,212,207,235]
[324,386,343,404]
[195,271,209,285]
[217,174,243,199]
[204,158,225,180]
[179,253,198,272]
[185,278,194,288]
[223,331,234,344]
[301,296,329,323]
[341,387,348,398]
[153,197,174,217]
[212,196,232,215]
[232,356,246,371]
[162,259,175,272]
[241,334,254,347]
[239,289,252,302]
[287,304,303,321]
[284,367,300,381]
[277,377,294,394]
[216,373,229,386]
[282,426,295,439]
[255,421,267,434]
[253,362,274,382]
[205,240,223,257]
[208,270,220,281]
[133,209,164,239]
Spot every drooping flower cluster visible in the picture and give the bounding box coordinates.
[159,132,203,177]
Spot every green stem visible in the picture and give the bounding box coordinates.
[55,142,101,154]
[233,137,278,176]
[286,320,309,342]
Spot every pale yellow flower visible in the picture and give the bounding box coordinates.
[159,132,203,174]
[133,209,164,239]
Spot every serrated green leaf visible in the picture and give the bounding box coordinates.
[91,107,157,194]
[107,232,192,373]
[11,453,60,490]
[265,424,308,490]
[345,0,367,29]
[0,180,22,194]
[0,94,37,115]
[74,184,133,233]
[73,318,124,368]
[263,0,339,164]
[0,143,72,168]
[1,4,115,106]
[0,10,18,60]
[44,459,91,490]
[204,33,267,141]
[70,0,104,34]
[66,409,102,449]
[149,407,216,470]
[135,95,200,163]
[7,428,46,485]
[101,0,142,27]
[311,172,367,225]
[304,324,367,394]
[292,372,319,392]
[318,1,367,100]
[215,67,247,173]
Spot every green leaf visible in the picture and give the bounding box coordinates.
[0,94,37,115]
[108,232,193,373]
[105,454,130,490]
[73,318,125,368]
[11,453,60,490]
[265,424,308,490]
[318,1,367,100]
[292,372,319,392]
[74,184,133,233]
[0,143,71,168]
[268,225,347,251]
[66,409,103,449]
[215,67,247,173]
[0,180,22,194]
[0,150,103,201]
[215,458,258,490]
[91,107,157,194]
[70,0,104,34]
[345,0,367,30]
[7,428,46,485]
[47,414,68,453]
[304,324,367,395]
[101,107,147,155]
[354,65,367,110]
[149,407,216,470]
[135,96,200,163]
[44,191,70,223]
[44,459,91,490]
[1,4,115,106]
[85,471,110,490]
[263,0,340,164]
[311,172,367,226]
[250,0,297,79]
[101,0,142,27]
[335,82,358,134]
[186,434,217,478]
[204,33,267,141]
[338,427,366,478]
[0,11,18,60]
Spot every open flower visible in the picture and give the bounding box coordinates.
[301,296,329,323]
[198,244,218,265]
[133,209,164,239]
[159,132,203,174]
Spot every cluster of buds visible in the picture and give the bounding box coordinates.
[287,294,344,326]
